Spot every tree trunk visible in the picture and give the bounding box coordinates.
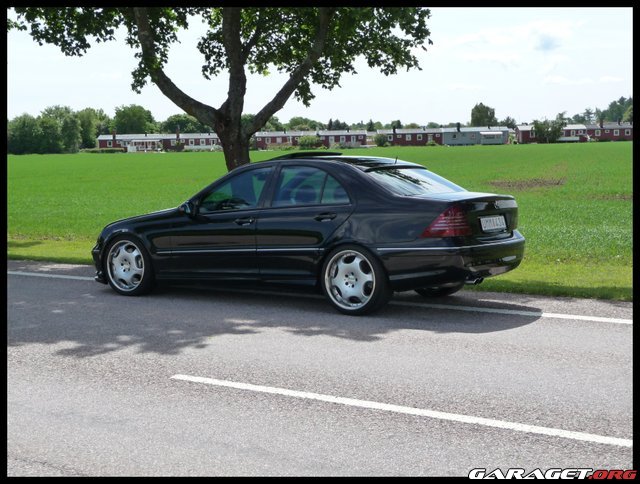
[218,129,252,171]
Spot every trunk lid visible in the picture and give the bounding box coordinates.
[418,191,519,238]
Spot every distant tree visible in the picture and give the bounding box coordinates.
[298,135,322,149]
[76,108,99,149]
[94,109,113,135]
[113,104,156,134]
[37,115,64,153]
[594,108,604,125]
[555,111,570,125]
[623,105,633,123]
[330,119,349,130]
[595,96,632,123]
[161,113,211,133]
[366,119,375,131]
[532,113,565,143]
[404,122,420,129]
[264,115,285,132]
[287,116,322,130]
[570,113,587,124]
[583,108,595,124]
[60,114,82,152]
[7,114,42,154]
[499,116,517,130]
[426,122,440,128]
[470,102,498,127]
[390,119,403,129]
[373,133,388,147]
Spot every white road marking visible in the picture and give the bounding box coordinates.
[7,270,632,325]
[391,300,633,325]
[7,270,94,281]
[171,374,632,448]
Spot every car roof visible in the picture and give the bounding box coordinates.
[266,152,420,171]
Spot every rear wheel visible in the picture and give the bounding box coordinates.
[415,282,464,298]
[104,236,154,296]
[321,245,391,315]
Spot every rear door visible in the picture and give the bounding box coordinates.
[256,165,355,284]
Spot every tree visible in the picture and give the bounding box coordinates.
[8,114,42,154]
[61,114,82,152]
[330,119,349,130]
[37,115,64,153]
[583,108,595,124]
[470,102,498,127]
[373,133,388,147]
[10,7,432,171]
[113,104,157,134]
[77,108,98,149]
[390,119,403,129]
[161,113,211,134]
[287,116,323,131]
[298,135,322,149]
[532,114,565,143]
[94,109,113,136]
[499,116,517,130]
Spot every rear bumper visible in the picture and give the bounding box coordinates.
[376,231,525,291]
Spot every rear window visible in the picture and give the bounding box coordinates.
[366,167,465,196]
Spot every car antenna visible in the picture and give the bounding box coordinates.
[394,155,398,164]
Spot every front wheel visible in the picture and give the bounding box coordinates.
[104,236,154,296]
[321,245,391,315]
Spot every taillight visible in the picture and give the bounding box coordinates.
[421,205,472,237]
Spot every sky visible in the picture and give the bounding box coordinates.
[6,7,633,127]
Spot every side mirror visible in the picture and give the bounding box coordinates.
[179,201,196,217]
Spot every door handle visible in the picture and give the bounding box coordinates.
[234,217,255,226]
[314,212,337,222]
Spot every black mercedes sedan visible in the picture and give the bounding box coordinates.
[92,152,525,315]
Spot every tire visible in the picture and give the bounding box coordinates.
[321,245,391,315]
[104,236,154,296]
[415,282,464,298]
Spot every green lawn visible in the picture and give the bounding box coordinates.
[7,142,633,300]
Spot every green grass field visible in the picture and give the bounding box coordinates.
[7,142,633,301]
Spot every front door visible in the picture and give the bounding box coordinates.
[167,166,273,280]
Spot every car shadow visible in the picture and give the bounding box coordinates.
[8,279,544,359]
[151,282,543,339]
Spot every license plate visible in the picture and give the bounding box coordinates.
[480,215,507,232]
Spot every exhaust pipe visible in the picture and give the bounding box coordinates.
[465,277,484,285]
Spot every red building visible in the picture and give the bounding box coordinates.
[97,132,220,151]
[516,122,632,143]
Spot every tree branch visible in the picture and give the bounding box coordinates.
[218,7,247,128]
[132,7,222,127]
[248,8,335,135]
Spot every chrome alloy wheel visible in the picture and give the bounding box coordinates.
[324,249,376,311]
[107,240,145,292]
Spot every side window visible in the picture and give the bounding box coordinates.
[272,166,350,207]
[200,167,272,213]
[321,174,350,204]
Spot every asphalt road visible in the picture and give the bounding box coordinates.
[7,260,634,476]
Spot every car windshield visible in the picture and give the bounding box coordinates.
[365,167,465,196]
